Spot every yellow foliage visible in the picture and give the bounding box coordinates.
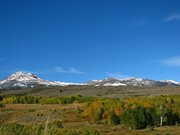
[91,101,101,111]
[2,97,14,104]
[114,106,121,117]
[102,111,108,119]
[82,100,102,119]
[127,98,139,104]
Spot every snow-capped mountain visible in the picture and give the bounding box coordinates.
[0,71,82,89]
[159,80,179,85]
[86,77,180,87]
[0,71,180,89]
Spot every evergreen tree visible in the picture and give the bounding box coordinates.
[108,108,120,125]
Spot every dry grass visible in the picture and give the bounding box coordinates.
[1,86,180,98]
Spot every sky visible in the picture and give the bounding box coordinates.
[0,0,180,82]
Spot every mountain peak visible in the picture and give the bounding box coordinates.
[10,71,24,77]
[0,71,82,89]
[8,71,39,81]
[11,71,36,76]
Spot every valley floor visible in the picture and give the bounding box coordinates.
[1,86,180,98]
[0,104,180,135]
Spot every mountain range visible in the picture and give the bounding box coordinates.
[86,78,180,87]
[0,71,179,89]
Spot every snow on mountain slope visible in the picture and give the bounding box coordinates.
[86,77,180,87]
[160,80,180,85]
[103,82,127,86]
[0,71,82,89]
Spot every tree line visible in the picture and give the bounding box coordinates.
[81,95,180,129]
[2,95,96,104]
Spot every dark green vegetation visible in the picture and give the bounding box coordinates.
[0,86,180,135]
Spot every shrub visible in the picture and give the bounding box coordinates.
[145,107,159,127]
[0,103,5,108]
[108,109,120,125]
[94,107,104,124]
[121,106,146,129]
[48,120,63,128]
[0,123,28,135]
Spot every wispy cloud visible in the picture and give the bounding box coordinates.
[106,72,129,78]
[55,67,84,74]
[160,57,180,66]
[54,67,64,72]
[6,67,84,75]
[163,13,180,22]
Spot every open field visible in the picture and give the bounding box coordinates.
[1,85,180,97]
[0,104,180,135]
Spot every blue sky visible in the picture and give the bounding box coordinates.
[0,0,180,82]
